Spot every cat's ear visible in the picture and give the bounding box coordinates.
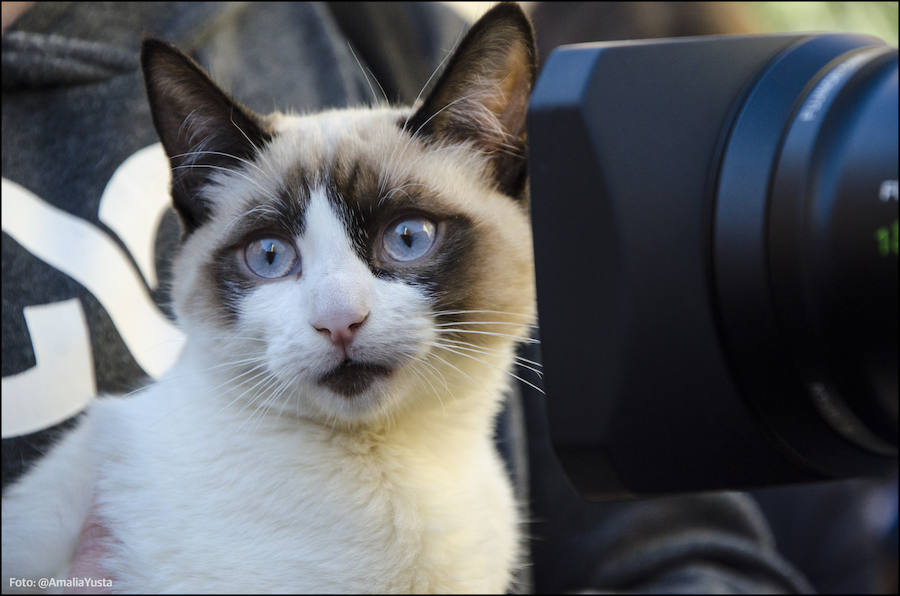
[141,37,272,233]
[405,2,536,198]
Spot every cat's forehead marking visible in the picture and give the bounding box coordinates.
[300,187,365,276]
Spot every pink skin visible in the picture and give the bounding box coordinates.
[65,509,114,593]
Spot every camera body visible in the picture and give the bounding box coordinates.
[528,33,898,498]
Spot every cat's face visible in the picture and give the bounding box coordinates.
[142,4,536,425]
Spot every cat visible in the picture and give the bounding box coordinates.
[1,3,537,593]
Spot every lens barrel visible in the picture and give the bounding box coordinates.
[529,33,898,497]
[773,47,898,451]
[715,39,898,477]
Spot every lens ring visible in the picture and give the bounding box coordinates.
[713,35,897,476]
[767,46,898,454]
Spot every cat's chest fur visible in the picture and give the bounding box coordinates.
[87,367,519,593]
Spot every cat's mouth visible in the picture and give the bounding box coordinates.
[318,360,392,397]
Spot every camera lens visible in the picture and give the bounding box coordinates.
[715,37,898,476]
[529,33,895,495]
[769,47,898,451]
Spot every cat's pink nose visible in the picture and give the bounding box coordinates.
[312,310,369,348]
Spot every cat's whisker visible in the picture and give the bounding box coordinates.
[222,204,289,236]
[378,137,413,199]
[234,375,283,431]
[196,336,268,345]
[432,309,536,320]
[425,348,475,384]
[432,328,540,344]
[429,341,543,379]
[433,336,543,369]
[171,150,265,175]
[200,355,270,372]
[430,343,545,396]
[172,163,280,204]
[381,89,490,197]
[440,337,544,368]
[248,375,292,431]
[380,36,460,197]
[430,337,541,369]
[228,114,264,156]
[272,373,300,417]
[434,320,538,329]
[233,204,285,221]
[216,366,274,391]
[386,181,427,197]
[364,63,389,106]
[428,334,508,353]
[212,361,271,389]
[377,181,428,206]
[220,376,277,417]
[275,373,303,421]
[513,354,544,369]
[234,376,273,418]
[137,356,270,400]
[401,37,459,133]
[209,365,277,414]
[408,361,445,416]
[293,371,307,417]
[408,353,452,396]
[113,383,154,400]
[347,42,382,107]
[139,362,273,433]
[178,107,201,141]
[491,146,525,159]
[410,92,474,147]
[296,373,303,420]
[147,358,269,389]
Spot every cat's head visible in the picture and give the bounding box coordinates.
[141,3,537,426]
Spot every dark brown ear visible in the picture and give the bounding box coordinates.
[405,2,536,198]
[141,37,271,233]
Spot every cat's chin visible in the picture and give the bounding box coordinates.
[318,360,393,397]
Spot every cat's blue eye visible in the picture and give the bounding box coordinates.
[244,238,299,279]
[383,217,437,262]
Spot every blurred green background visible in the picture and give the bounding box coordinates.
[754,2,898,45]
[447,2,899,46]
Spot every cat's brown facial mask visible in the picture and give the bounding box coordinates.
[141,3,538,425]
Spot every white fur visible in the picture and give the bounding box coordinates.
[2,188,522,594]
[1,418,96,590]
